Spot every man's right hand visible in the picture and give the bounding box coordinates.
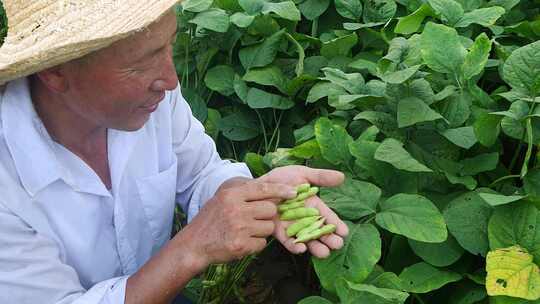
[177,180,298,268]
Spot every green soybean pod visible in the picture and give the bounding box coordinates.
[286,216,321,237]
[295,187,319,201]
[296,183,311,194]
[296,218,325,238]
[280,207,320,221]
[278,200,305,213]
[294,224,336,243]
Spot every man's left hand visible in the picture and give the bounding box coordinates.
[257,166,349,258]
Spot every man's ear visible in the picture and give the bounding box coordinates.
[34,65,69,93]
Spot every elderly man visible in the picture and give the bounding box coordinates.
[0,1,348,304]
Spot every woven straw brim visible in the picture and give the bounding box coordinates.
[0,0,180,85]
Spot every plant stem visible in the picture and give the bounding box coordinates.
[311,17,319,38]
[489,174,520,188]
[413,294,426,304]
[255,110,269,153]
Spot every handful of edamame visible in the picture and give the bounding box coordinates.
[279,183,336,243]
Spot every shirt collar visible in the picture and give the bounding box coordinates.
[2,78,70,197]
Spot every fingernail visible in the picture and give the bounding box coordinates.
[287,188,297,198]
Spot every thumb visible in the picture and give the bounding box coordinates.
[301,167,345,187]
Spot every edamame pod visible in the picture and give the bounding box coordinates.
[294,224,336,243]
[278,200,305,213]
[280,207,320,221]
[296,183,311,194]
[281,186,320,205]
[286,216,321,237]
[296,218,325,238]
[295,187,319,201]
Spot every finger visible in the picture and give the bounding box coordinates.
[297,167,345,188]
[246,237,268,255]
[273,220,308,254]
[249,220,275,237]
[306,239,331,259]
[307,196,349,237]
[319,233,345,250]
[245,200,278,220]
[237,182,297,202]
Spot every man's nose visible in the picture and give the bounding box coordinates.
[152,48,179,92]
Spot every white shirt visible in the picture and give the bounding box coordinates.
[0,78,252,303]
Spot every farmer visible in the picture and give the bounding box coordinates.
[0,1,348,304]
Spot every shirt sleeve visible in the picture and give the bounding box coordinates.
[0,201,129,304]
[170,85,253,222]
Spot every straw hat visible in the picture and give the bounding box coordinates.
[0,0,180,85]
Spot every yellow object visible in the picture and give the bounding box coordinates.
[486,245,540,300]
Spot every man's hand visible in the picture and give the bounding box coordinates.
[178,181,297,267]
[258,166,349,258]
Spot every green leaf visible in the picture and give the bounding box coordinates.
[262,1,301,21]
[298,297,333,304]
[474,112,502,147]
[321,33,358,59]
[238,0,265,14]
[395,4,434,34]
[444,192,492,256]
[239,29,285,70]
[204,65,236,96]
[399,262,462,293]
[307,82,348,103]
[313,223,382,293]
[321,67,365,94]
[233,75,249,103]
[397,97,445,128]
[182,88,208,123]
[376,193,447,243]
[246,88,294,110]
[420,22,467,74]
[315,117,354,166]
[320,179,382,220]
[380,65,422,84]
[445,173,478,190]
[427,0,464,26]
[217,111,260,141]
[244,152,268,177]
[486,246,540,300]
[409,235,465,267]
[354,111,403,139]
[363,0,398,23]
[461,153,499,176]
[448,284,487,304]
[189,8,230,33]
[335,0,363,20]
[243,65,288,94]
[440,126,477,149]
[336,280,409,304]
[478,192,525,207]
[290,139,320,159]
[263,148,303,167]
[230,12,255,28]
[440,92,471,127]
[503,41,540,96]
[525,169,540,198]
[299,0,331,20]
[204,109,221,140]
[488,202,540,264]
[375,138,432,172]
[182,0,214,12]
[455,7,506,28]
[462,33,492,81]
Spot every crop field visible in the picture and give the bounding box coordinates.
[2,0,540,303]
